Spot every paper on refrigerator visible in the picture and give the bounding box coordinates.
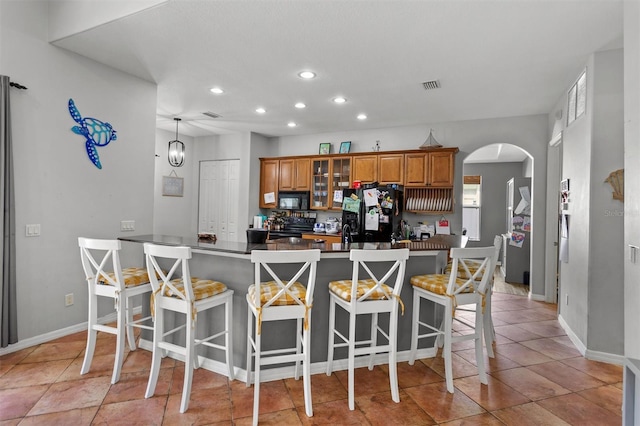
[365,208,379,230]
[514,186,531,215]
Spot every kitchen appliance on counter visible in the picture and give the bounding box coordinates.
[342,184,403,242]
[325,217,340,234]
[267,216,316,240]
[277,191,310,210]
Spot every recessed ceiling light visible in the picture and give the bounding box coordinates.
[295,102,306,109]
[288,122,297,127]
[333,96,347,104]
[256,107,266,114]
[210,87,224,94]
[298,71,316,79]
[357,114,367,120]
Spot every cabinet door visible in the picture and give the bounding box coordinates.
[428,151,454,186]
[278,159,295,190]
[329,156,351,209]
[352,155,378,183]
[378,154,404,184]
[294,158,311,190]
[311,158,330,209]
[260,159,279,208]
[405,153,428,186]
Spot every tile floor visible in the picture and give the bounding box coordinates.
[0,291,623,425]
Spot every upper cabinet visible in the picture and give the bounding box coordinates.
[259,159,279,208]
[404,150,455,187]
[378,153,405,185]
[279,158,310,191]
[260,148,458,213]
[352,155,378,183]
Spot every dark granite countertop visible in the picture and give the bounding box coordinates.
[119,234,464,255]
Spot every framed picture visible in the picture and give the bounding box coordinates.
[319,143,331,155]
[162,175,184,197]
[339,141,351,153]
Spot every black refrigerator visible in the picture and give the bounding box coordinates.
[342,185,403,242]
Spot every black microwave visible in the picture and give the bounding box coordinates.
[278,191,310,210]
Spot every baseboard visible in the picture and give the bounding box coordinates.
[139,337,438,383]
[529,292,546,302]
[558,314,587,356]
[0,307,143,356]
[586,349,625,366]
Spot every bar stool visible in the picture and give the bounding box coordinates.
[144,243,234,413]
[409,245,497,393]
[326,248,409,410]
[78,237,154,384]
[443,235,502,357]
[246,249,320,426]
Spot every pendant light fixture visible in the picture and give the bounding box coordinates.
[168,118,185,167]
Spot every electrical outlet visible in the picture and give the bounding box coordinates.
[65,293,74,307]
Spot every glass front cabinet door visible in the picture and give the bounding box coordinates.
[330,156,351,210]
[312,158,330,209]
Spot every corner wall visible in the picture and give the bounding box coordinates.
[1,1,157,341]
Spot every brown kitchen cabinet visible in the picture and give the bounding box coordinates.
[404,150,455,187]
[352,155,378,183]
[311,158,330,209]
[378,153,404,185]
[301,233,342,244]
[259,159,279,208]
[330,156,351,210]
[279,158,310,191]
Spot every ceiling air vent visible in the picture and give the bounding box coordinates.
[202,111,222,118]
[422,80,441,90]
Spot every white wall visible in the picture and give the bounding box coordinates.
[1,1,157,340]
[274,115,549,296]
[153,128,195,236]
[588,49,624,355]
[556,49,624,355]
[624,0,640,362]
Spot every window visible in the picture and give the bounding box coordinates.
[463,175,481,241]
[567,69,586,126]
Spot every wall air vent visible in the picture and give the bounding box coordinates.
[202,111,222,118]
[422,80,441,90]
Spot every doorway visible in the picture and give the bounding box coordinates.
[463,143,533,295]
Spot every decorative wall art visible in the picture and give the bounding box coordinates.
[68,99,117,169]
[162,170,184,197]
[605,168,624,202]
[339,141,351,153]
[319,143,331,155]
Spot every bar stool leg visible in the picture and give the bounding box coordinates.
[246,307,253,387]
[347,309,356,411]
[81,293,98,376]
[389,305,400,403]
[252,330,262,426]
[112,299,127,384]
[145,305,164,399]
[409,291,420,365]
[368,312,378,370]
[226,296,235,380]
[326,298,336,376]
[180,321,195,413]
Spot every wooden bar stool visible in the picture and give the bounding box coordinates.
[326,248,409,410]
[78,237,154,384]
[409,245,497,393]
[246,249,321,426]
[144,243,234,413]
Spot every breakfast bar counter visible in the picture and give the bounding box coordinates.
[119,234,464,379]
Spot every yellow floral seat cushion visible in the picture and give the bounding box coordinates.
[328,279,393,301]
[98,267,152,287]
[248,281,307,307]
[410,274,473,295]
[164,277,228,301]
[443,260,483,278]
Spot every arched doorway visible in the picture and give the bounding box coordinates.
[463,143,533,294]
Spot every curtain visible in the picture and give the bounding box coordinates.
[0,75,17,347]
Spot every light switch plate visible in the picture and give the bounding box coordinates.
[25,224,40,237]
[120,220,135,231]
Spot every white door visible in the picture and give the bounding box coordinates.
[199,160,240,241]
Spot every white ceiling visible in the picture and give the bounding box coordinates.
[52,0,623,142]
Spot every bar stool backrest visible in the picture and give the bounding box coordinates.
[348,248,410,305]
[144,243,194,303]
[78,237,125,291]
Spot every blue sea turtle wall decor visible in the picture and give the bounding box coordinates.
[68,98,117,169]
